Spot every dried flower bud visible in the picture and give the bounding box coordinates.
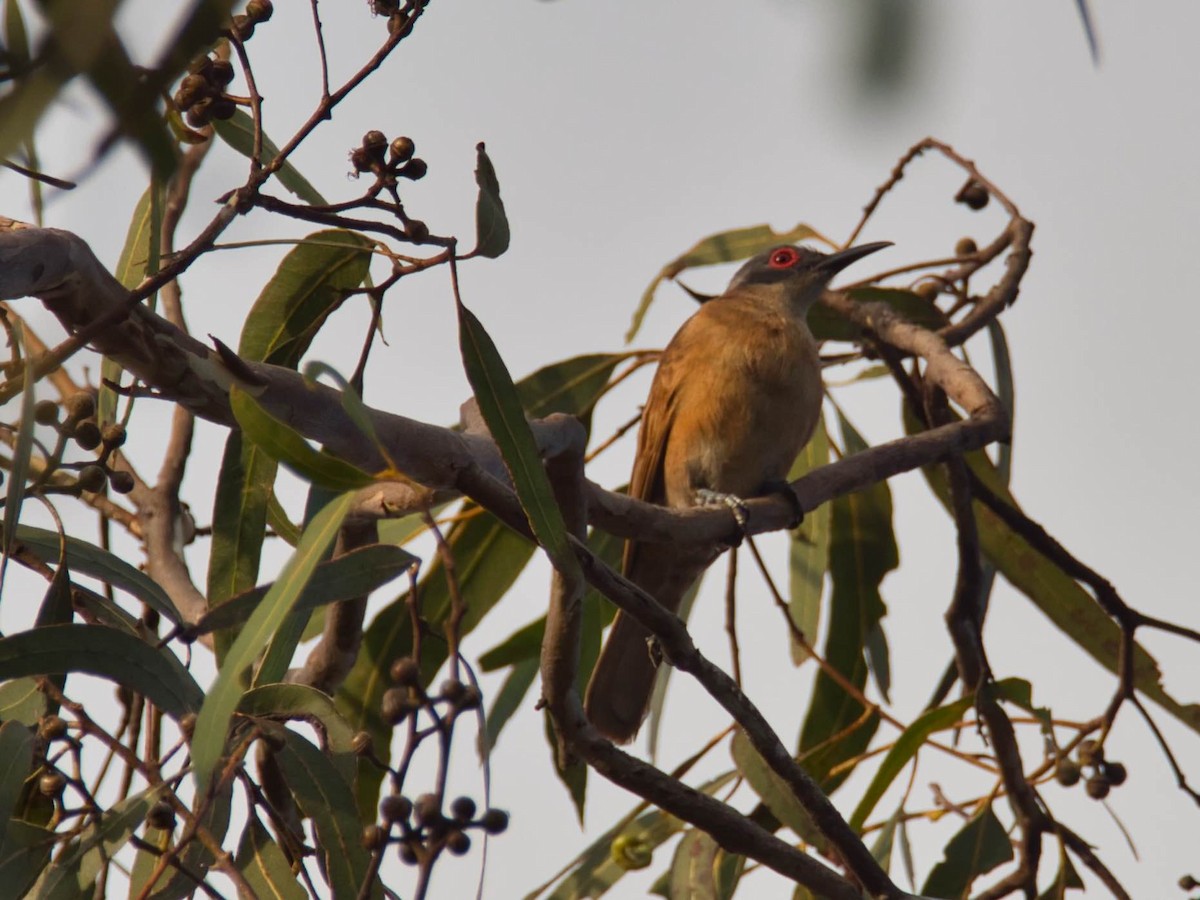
[389,136,415,164]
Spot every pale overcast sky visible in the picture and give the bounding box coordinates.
[1,1,1197,897]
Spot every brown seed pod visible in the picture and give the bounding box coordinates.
[361,824,385,851]
[445,830,471,856]
[449,796,476,822]
[954,236,977,258]
[380,687,418,725]
[211,97,238,121]
[74,420,102,451]
[39,772,66,797]
[185,97,215,128]
[109,471,136,494]
[175,73,210,110]
[413,793,442,827]
[33,400,60,426]
[1054,757,1081,787]
[101,423,126,448]
[397,158,427,180]
[1102,760,1127,786]
[955,179,990,211]
[380,793,413,823]
[1077,738,1103,767]
[77,465,108,494]
[478,808,509,835]
[146,800,176,831]
[64,392,96,423]
[389,136,415,164]
[246,0,274,23]
[227,14,255,41]
[405,219,429,243]
[210,59,235,88]
[1085,774,1111,799]
[389,657,420,686]
[38,715,68,741]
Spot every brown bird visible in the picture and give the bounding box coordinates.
[584,241,891,743]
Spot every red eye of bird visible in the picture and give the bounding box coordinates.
[768,247,799,268]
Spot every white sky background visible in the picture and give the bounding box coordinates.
[1,0,1198,897]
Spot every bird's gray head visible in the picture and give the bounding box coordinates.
[727,241,891,313]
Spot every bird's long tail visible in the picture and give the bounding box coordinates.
[584,540,720,743]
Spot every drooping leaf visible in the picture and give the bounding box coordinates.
[920,804,1014,898]
[0,721,35,848]
[239,684,360,787]
[192,492,355,792]
[905,406,1200,736]
[848,677,1030,831]
[8,522,181,626]
[189,543,416,638]
[730,730,825,850]
[645,579,701,761]
[456,298,578,578]
[102,179,164,426]
[787,415,830,664]
[0,820,52,897]
[0,624,202,719]
[667,829,722,899]
[627,223,822,342]
[797,412,895,790]
[207,431,276,622]
[482,657,538,755]
[1036,839,1086,900]
[234,815,307,900]
[213,110,326,205]
[274,730,378,898]
[472,142,509,258]
[238,230,373,367]
[1,322,35,584]
[546,712,588,822]
[32,783,165,900]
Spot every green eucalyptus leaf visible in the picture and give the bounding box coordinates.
[239,230,373,367]
[0,624,202,719]
[920,804,1014,898]
[787,415,830,664]
[230,388,376,491]
[456,299,578,577]
[213,110,326,205]
[905,406,1200,736]
[192,493,355,792]
[190,543,416,638]
[7,522,181,626]
[0,721,35,848]
[33,784,166,900]
[796,412,894,790]
[275,731,378,898]
[234,816,307,900]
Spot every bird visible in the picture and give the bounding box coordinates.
[584,240,891,743]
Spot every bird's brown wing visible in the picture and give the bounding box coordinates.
[621,342,683,575]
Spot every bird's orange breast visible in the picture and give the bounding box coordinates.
[657,296,822,506]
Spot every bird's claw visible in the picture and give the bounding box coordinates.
[695,488,750,546]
